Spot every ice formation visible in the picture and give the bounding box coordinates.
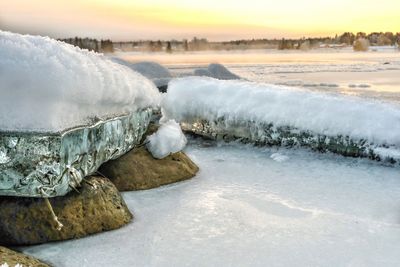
[23,142,400,266]
[112,58,172,91]
[193,63,240,80]
[0,31,159,197]
[146,120,187,159]
[0,31,160,133]
[162,77,400,163]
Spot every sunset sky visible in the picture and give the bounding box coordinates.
[1,0,399,41]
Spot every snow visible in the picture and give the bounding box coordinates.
[193,63,240,80]
[270,152,289,162]
[111,59,172,88]
[146,120,187,159]
[162,77,400,147]
[0,31,160,133]
[22,140,400,267]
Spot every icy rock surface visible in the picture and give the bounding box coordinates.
[0,31,160,133]
[162,77,400,162]
[0,110,152,197]
[23,142,400,267]
[0,31,159,197]
[146,120,187,159]
[193,63,240,80]
[111,58,172,89]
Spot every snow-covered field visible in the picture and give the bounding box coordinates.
[23,139,400,267]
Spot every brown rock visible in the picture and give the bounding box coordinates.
[0,246,50,267]
[99,146,199,191]
[0,176,132,246]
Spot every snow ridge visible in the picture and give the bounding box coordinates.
[162,77,400,147]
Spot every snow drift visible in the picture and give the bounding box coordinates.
[111,58,172,90]
[193,63,240,80]
[0,31,160,133]
[146,120,187,159]
[162,77,400,163]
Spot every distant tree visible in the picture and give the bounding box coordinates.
[183,39,189,51]
[166,41,172,53]
[339,32,355,45]
[353,38,370,51]
[377,33,392,46]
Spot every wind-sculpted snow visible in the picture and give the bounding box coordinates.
[0,31,160,133]
[111,58,172,89]
[162,77,400,163]
[193,63,240,80]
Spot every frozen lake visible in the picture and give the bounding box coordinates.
[23,139,400,267]
[115,48,400,103]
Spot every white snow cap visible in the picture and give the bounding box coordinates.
[0,31,161,133]
[146,120,187,159]
[162,77,400,146]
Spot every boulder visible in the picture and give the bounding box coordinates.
[99,146,199,191]
[0,176,132,246]
[0,246,49,267]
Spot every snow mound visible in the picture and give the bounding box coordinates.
[0,31,160,133]
[270,153,289,162]
[146,120,187,159]
[112,59,172,89]
[193,63,240,80]
[162,77,400,147]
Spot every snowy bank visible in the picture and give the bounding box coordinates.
[0,31,160,133]
[162,77,400,163]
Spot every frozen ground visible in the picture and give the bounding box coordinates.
[23,139,400,267]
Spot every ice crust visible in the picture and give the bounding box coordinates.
[0,31,160,133]
[23,142,400,266]
[162,77,400,147]
[146,120,187,159]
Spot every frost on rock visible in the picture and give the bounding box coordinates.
[193,63,240,80]
[146,120,187,159]
[162,77,400,164]
[0,31,160,197]
[112,58,172,91]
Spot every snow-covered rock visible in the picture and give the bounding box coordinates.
[0,31,160,133]
[162,77,400,163]
[146,120,187,159]
[112,58,172,91]
[0,31,158,197]
[193,63,240,80]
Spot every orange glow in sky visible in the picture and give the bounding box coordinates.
[1,0,399,40]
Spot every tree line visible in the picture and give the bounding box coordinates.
[59,32,400,53]
[59,37,114,53]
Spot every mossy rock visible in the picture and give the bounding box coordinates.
[99,146,199,191]
[0,176,132,246]
[0,246,50,267]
